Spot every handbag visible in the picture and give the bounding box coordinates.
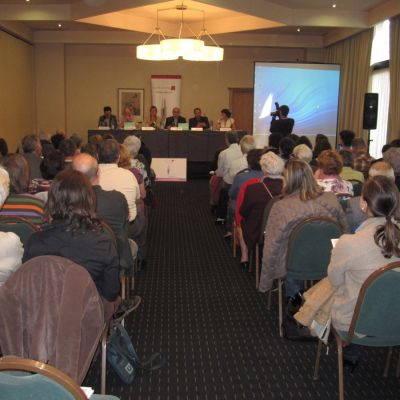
[107,323,165,384]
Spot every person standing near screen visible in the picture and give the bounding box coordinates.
[269,105,294,137]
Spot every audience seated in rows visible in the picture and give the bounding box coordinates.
[0,154,45,229]
[292,144,313,164]
[339,150,364,182]
[238,151,284,269]
[215,132,242,224]
[342,161,395,233]
[326,176,400,363]
[22,169,120,305]
[352,138,374,179]
[259,160,349,298]
[315,150,353,197]
[21,134,42,180]
[72,153,137,273]
[383,147,400,190]
[118,144,148,269]
[0,167,24,286]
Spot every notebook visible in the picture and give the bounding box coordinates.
[178,122,189,130]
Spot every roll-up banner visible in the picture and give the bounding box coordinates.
[151,75,182,123]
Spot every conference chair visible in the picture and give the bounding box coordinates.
[0,256,107,390]
[0,216,37,247]
[313,262,400,400]
[0,357,119,400]
[274,217,342,337]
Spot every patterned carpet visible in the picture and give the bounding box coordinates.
[84,180,400,399]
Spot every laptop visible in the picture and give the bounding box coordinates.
[178,122,189,130]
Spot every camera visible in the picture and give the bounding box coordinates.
[270,102,280,118]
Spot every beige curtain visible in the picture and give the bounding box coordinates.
[325,29,373,141]
[388,15,400,142]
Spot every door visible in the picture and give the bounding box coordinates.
[229,88,254,134]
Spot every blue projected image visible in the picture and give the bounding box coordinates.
[253,63,341,137]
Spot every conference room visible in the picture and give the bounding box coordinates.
[0,0,400,399]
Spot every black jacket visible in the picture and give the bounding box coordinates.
[23,220,120,301]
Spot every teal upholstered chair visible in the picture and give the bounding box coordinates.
[313,262,400,400]
[0,357,120,400]
[277,216,342,337]
[0,216,37,247]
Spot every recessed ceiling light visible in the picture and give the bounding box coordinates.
[25,0,30,2]
[297,28,301,32]
[332,3,337,8]
[58,23,62,28]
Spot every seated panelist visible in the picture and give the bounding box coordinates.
[144,105,163,129]
[165,107,186,129]
[217,108,236,131]
[98,106,118,130]
[119,106,139,129]
[189,107,210,130]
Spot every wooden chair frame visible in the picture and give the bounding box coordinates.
[0,357,87,399]
[313,262,400,400]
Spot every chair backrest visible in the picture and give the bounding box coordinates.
[0,357,86,400]
[0,256,105,384]
[0,216,37,247]
[346,262,400,346]
[286,216,342,280]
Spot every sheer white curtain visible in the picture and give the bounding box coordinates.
[368,20,390,158]
[369,69,390,158]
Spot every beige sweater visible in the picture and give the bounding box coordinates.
[328,217,400,331]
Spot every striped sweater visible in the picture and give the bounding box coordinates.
[0,193,45,229]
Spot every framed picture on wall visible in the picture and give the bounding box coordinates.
[118,88,144,123]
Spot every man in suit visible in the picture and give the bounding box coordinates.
[189,107,210,130]
[98,106,118,129]
[165,107,186,129]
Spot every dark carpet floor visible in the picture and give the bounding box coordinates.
[84,180,400,399]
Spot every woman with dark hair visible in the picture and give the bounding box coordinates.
[217,108,236,130]
[279,137,296,164]
[326,175,400,366]
[259,160,348,297]
[297,136,313,150]
[0,154,45,228]
[23,169,120,302]
[328,176,400,333]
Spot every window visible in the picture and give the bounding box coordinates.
[368,20,390,159]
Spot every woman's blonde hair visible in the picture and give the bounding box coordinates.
[118,144,132,169]
[284,159,323,201]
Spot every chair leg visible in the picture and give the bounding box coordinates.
[232,223,237,258]
[334,333,345,400]
[255,244,260,289]
[267,289,272,311]
[101,326,108,395]
[384,347,393,378]
[278,279,283,338]
[313,339,323,380]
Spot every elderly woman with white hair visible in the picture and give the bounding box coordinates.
[123,135,150,188]
[237,151,285,270]
[0,167,24,286]
[292,144,313,164]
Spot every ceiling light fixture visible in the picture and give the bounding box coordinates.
[58,23,62,28]
[297,28,301,32]
[136,3,223,62]
[332,3,337,8]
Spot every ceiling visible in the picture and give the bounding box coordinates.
[0,0,399,47]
